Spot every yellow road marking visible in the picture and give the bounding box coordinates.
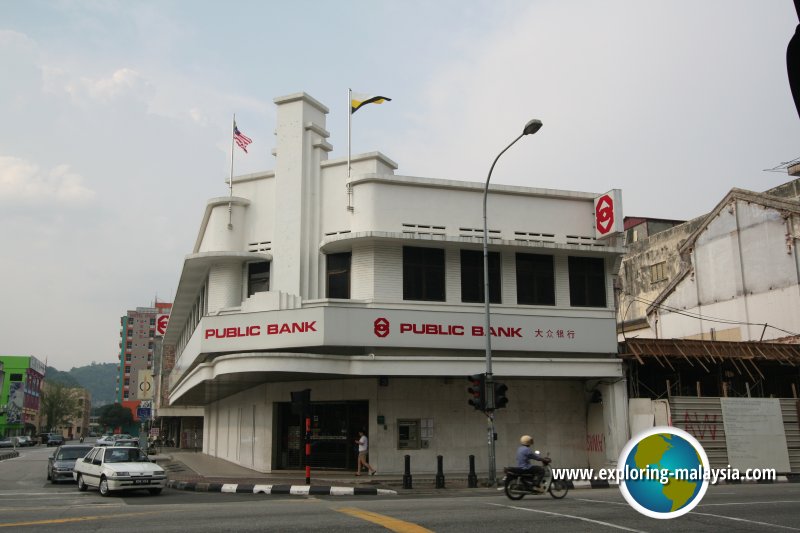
[336,507,433,533]
[0,510,172,528]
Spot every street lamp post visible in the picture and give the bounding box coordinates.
[482,119,543,485]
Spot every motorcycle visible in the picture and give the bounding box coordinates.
[503,455,569,500]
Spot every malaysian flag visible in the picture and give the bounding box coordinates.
[233,120,252,153]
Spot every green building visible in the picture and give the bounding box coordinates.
[0,356,46,438]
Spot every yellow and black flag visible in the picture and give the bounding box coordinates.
[350,92,392,114]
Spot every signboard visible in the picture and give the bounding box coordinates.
[138,371,154,400]
[136,407,151,420]
[720,398,791,472]
[149,427,160,437]
[593,189,623,239]
[29,356,46,376]
[156,314,170,336]
[196,307,617,355]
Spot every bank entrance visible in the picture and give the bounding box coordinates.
[274,400,369,470]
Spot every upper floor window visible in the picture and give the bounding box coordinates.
[403,246,445,301]
[460,250,501,303]
[516,253,555,305]
[326,252,351,299]
[650,261,667,283]
[568,256,606,307]
[247,261,270,296]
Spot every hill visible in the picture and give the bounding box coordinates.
[46,362,117,407]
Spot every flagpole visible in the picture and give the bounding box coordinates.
[347,88,353,212]
[229,113,235,229]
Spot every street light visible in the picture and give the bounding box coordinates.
[482,118,542,485]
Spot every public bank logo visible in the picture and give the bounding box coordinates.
[618,426,710,519]
[373,317,390,338]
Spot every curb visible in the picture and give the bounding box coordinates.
[0,451,20,461]
[166,480,397,496]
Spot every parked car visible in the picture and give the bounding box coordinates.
[0,438,14,448]
[73,446,166,496]
[16,436,34,447]
[47,444,93,483]
[46,434,65,447]
[95,435,116,446]
[112,438,141,448]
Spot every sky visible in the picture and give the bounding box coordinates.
[1,0,798,370]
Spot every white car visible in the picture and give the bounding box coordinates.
[73,446,166,496]
[95,435,116,446]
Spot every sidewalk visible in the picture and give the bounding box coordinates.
[153,448,493,496]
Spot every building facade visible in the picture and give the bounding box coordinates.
[616,179,800,473]
[163,92,628,474]
[0,355,45,438]
[117,303,172,422]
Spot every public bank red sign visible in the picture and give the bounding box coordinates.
[593,189,622,239]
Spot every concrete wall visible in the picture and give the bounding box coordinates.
[204,377,594,474]
[660,200,800,341]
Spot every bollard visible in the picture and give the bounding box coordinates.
[435,455,445,489]
[467,455,478,488]
[403,455,413,489]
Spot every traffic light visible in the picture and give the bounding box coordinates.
[467,374,486,411]
[493,382,509,409]
[290,389,311,417]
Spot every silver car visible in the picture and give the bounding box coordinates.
[47,444,93,483]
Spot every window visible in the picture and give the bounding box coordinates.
[247,261,270,296]
[516,253,555,305]
[568,256,606,307]
[124,378,129,386]
[125,354,131,362]
[149,318,155,325]
[460,250,501,303]
[124,366,131,374]
[403,247,445,301]
[397,419,421,450]
[650,261,667,283]
[326,252,351,299]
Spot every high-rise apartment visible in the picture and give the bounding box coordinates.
[117,303,172,420]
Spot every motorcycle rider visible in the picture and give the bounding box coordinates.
[516,435,550,485]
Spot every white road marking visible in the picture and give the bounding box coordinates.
[698,500,800,507]
[486,502,646,532]
[576,496,800,530]
[690,511,800,531]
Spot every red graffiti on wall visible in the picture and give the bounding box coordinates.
[586,433,605,452]
[683,411,718,440]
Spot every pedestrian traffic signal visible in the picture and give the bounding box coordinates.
[493,382,509,409]
[467,374,486,411]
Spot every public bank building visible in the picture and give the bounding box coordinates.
[161,92,627,475]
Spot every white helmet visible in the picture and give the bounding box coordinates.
[520,435,533,446]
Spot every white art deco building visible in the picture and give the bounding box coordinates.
[163,92,627,474]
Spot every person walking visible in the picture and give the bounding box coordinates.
[354,430,376,476]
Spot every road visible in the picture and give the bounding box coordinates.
[2,445,800,532]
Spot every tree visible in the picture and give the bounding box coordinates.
[40,383,81,432]
[98,403,134,431]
